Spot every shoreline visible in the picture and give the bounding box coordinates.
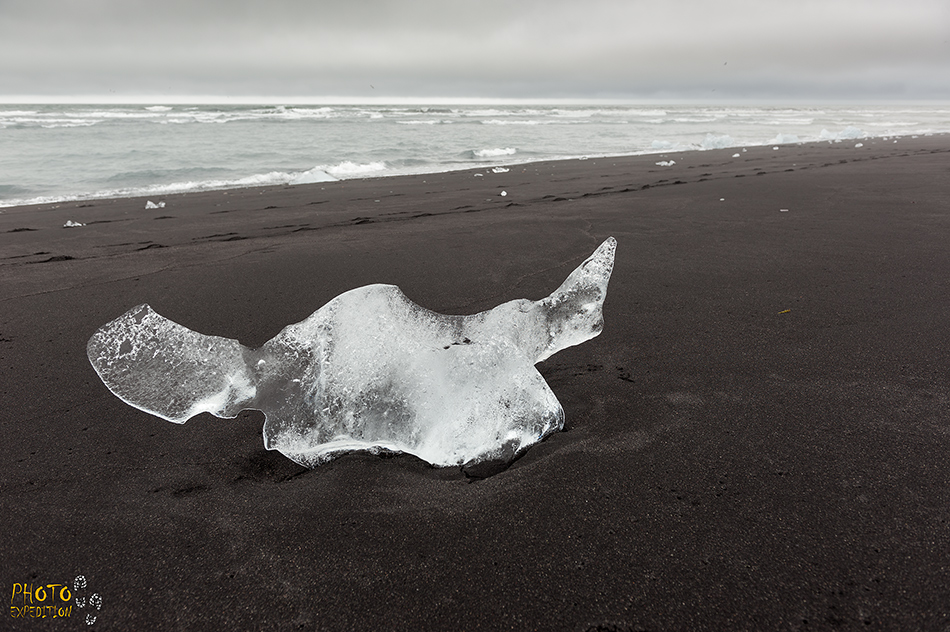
[2,130,947,211]
[3,133,950,629]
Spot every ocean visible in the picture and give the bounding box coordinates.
[1,101,948,208]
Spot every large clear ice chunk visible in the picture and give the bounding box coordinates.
[87,237,616,467]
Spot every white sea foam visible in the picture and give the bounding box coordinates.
[322,161,387,177]
[40,120,101,129]
[1,171,321,208]
[289,168,337,185]
[474,148,517,158]
[764,118,814,125]
[482,119,545,126]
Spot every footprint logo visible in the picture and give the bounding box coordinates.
[72,576,102,626]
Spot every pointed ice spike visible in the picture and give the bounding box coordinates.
[87,238,617,467]
[536,236,616,361]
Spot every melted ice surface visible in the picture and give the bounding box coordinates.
[87,238,616,467]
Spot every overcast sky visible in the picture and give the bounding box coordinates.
[2,0,948,101]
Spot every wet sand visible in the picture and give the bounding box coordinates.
[2,135,950,630]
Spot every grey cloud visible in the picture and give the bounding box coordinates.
[1,0,947,99]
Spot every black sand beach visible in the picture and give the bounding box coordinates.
[2,136,950,630]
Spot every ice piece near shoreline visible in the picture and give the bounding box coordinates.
[655,160,675,166]
[651,140,678,151]
[769,133,800,144]
[819,126,865,141]
[290,168,337,185]
[87,238,617,468]
[702,134,735,149]
[145,200,165,209]
[64,220,85,228]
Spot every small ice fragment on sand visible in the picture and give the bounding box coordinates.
[732,153,741,158]
[720,198,725,202]
[87,238,617,468]
[145,201,165,209]
[500,191,507,196]
[492,167,509,173]
[780,209,789,212]
[655,160,676,167]
[64,220,85,228]
[772,147,779,151]
[474,173,484,177]
[855,143,864,148]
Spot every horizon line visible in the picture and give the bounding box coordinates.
[2,94,950,106]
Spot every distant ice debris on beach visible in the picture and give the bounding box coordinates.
[145,200,165,209]
[63,220,85,227]
[655,160,676,167]
[87,238,617,469]
[500,190,507,196]
[492,167,510,173]
[732,153,741,158]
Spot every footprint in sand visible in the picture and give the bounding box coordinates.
[73,575,102,626]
